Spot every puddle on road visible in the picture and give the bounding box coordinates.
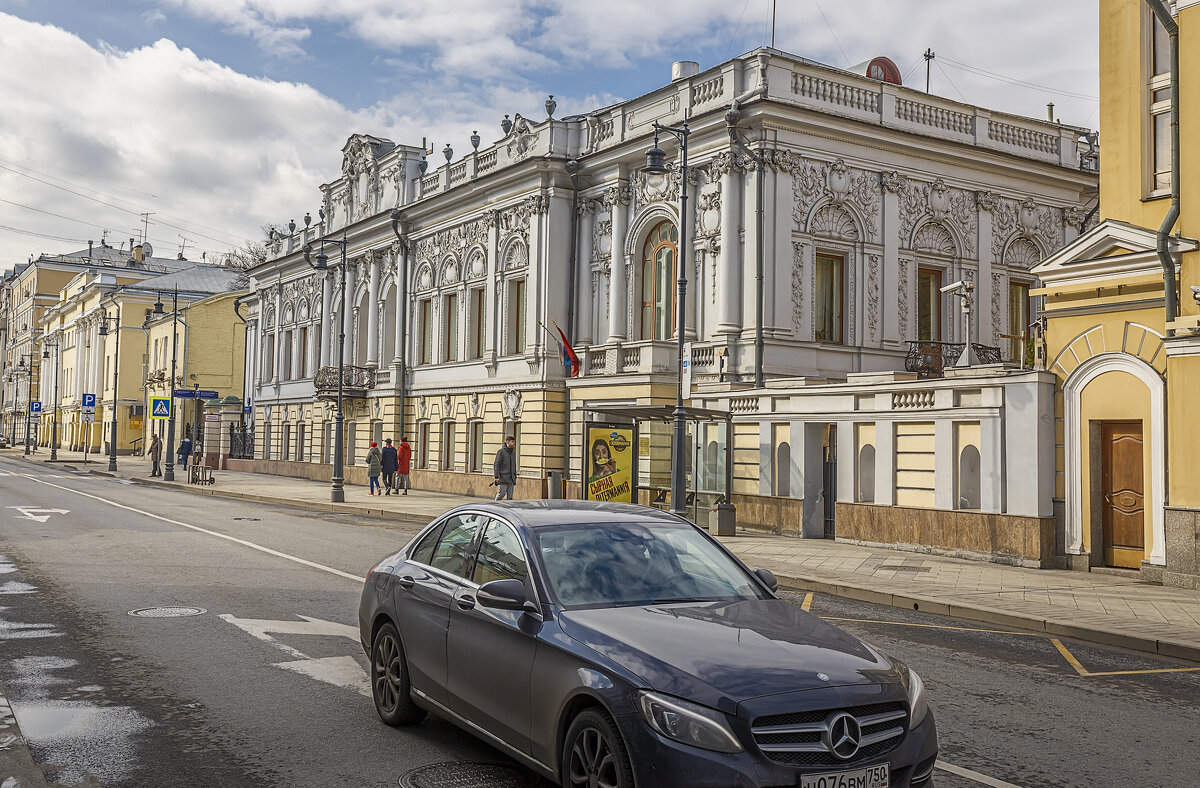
[8,700,154,785]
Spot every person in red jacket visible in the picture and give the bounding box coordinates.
[396,436,412,495]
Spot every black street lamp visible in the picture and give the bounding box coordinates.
[304,231,349,503]
[160,289,181,482]
[98,308,122,472]
[12,353,37,456]
[644,119,691,518]
[41,339,61,461]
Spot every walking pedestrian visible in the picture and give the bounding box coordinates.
[366,441,383,495]
[493,435,517,500]
[178,435,193,470]
[148,433,162,477]
[396,437,412,495]
[381,438,398,495]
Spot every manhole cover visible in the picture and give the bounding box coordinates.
[127,607,207,618]
[398,762,540,788]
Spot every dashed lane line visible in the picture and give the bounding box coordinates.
[935,761,1025,788]
[10,472,365,584]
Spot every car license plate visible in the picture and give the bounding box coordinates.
[800,764,888,788]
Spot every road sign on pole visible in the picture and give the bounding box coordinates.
[173,389,195,399]
[196,390,219,400]
[82,393,96,408]
[81,392,96,423]
[30,401,42,414]
[151,398,172,419]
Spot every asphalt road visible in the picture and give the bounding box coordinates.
[0,453,1196,788]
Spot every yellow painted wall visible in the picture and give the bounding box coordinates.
[1077,369,1155,556]
[895,421,935,507]
[1167,350,1200,506]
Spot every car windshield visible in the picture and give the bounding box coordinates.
[533,521,767,609]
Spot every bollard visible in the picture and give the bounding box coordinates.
[547,470,563,499]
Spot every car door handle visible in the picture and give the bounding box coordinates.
[398,575,415,589]
[456,595,476,611]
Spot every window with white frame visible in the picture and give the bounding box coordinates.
[443,421,458,470]
[469,288,485,359]
[814,253,844,343]
[419,299,433,365]
[507,280,526,355]
[468,419,484,472]
[1147,8,1172,195]
[444,293,459,362]
[417,421,430,469]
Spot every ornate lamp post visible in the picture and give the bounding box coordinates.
[97,308,123,472]
[304,231,349,503]
[41,338,61,461]
[155,289,181,481]
[643,119,691,518]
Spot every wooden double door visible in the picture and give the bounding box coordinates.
[1101,421,1145,569]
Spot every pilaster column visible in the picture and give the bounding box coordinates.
[577,204,595,345]
[272,286,283,383]
[486,213,500,357]
[319,273,332,368]
[291,327,302,380]
[683,174,699,340]
[977,191,998,346]
[394,245,406,364]
[606,179,630,343]
[716,156,742,335]
[881,172,904,346]
[366,253,381,367]
[342,262,357,366]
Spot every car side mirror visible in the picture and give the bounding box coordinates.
[754,568,779,592]
[477,579,528,611]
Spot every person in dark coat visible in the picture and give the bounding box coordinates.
[396,437,412,495]
[381,438,399,495]
[178,436,193,470]
[148,433,162,477]
[493,435,517,500]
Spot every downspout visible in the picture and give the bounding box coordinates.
[565,159,581,485]
[389,210,408,440]
[726,101,766,388]
[1145,0,1181,332]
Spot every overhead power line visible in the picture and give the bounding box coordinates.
[812,0,850,67]
[0,223,88,244]
[938,55,1099,102]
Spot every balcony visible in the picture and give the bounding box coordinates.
[905,342,1003,378]
[315,365,376,399]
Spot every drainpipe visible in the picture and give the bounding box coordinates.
[389,210,408,440]
[1145,0,1180,333]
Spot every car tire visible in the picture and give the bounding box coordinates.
[371,622,426,726]
[563,708,635,788]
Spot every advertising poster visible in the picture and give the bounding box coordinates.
[585,424,636,503]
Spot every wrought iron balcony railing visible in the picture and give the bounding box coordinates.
[314,365,376,398]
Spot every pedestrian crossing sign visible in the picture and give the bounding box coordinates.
[151,397,171,419]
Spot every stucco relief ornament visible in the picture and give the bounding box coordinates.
[602,183,633,208]
[791,156,827,229]
[927,179,951,222]
[881,170,906,194]
[633,165,680,207]
[696,188,721,237]
[1018,199,1040,236]
[470,392,481,417]
[505,114,539,160]
[791,242,806,334]
[1063,205,1089,230]
[976,190,1000,212]
[418,396,426,418]
[826,159,851,204]
[867,254,880,339]
[503,390,522,418]
[992,272,1004,337]
[808,204,858,241]
[443,394,453,416]
[468,251,486,279]
[898,259,911,337]
[442,258,460,284]
[417,265,433,291]
[594,219,612,262]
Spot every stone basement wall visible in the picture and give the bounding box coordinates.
[1165,507,1200,590]
[836,502,1056,568]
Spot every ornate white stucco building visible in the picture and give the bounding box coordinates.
[240,48,1097,559]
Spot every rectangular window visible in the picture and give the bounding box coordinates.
[1148,10,1172,193]
[419,300,432,365]
[445,293,459,362]
[917,268,942,341]
[443,421,458,470]
[263,335,275,380]
[417,422,430,469]
[1008,281,1031,362]
[470,288,485,359]
[282,424,291,460]
[298,327,309,378]
[508,280,526,355]
[282,331,293,381]
[296,423,306,462]
[469,420,484,472]
[814,254,843,343]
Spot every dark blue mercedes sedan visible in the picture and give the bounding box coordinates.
[359,501,938,788]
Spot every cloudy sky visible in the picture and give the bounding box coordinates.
[0,0,1098,270]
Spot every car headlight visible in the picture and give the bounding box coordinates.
[905,668,928,730]
[637,691,743,753]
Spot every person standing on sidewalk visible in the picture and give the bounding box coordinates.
[178,435,193,471]
[148,433,162,477]
[381,438,398,495]
[493,435,517,500]
[366,441,383,495]
[396,436,412,495]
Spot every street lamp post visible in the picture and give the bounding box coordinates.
[98,308,122,472]
[644,119,691,518]
[12,353,37,456]
[303,231,349,503]
[159,289,180,481]
[41,339,61,461]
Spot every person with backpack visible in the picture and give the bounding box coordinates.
[381,438,399,495]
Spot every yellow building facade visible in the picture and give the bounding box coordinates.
[1036,0,1200,585]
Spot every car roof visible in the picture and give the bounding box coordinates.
[444,500,690,529]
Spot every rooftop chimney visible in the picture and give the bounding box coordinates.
[672,61,700,81]
[132,244,144,263]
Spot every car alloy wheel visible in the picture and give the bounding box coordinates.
[564,709,633,788]
[371,622,426,726]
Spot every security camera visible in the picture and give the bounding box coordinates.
[939,280,973,294]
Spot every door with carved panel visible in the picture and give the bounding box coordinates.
[1101,421,1145,569]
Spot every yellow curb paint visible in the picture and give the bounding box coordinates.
[821,617,1043,637]
[1081,666,1200,677]
[801,592,813,612]
[1050,639,1090,675]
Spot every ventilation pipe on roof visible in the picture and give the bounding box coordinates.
[1144,0,1180,333]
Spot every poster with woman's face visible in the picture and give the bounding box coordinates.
[585,426,635,502]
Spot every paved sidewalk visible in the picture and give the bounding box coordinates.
[10,448,1200,663]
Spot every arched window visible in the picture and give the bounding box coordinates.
[958,445,980,510]
[640,221,678,340]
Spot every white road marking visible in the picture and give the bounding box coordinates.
[7,475,364,583]
[5,507,69,523]
[936,761,1026,787]
[273,656,370,697]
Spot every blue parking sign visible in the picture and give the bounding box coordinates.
[30,401,42,414]
[151,397,172,419]
[82,393,96,408]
